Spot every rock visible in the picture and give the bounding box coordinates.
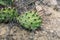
[0,24,9,36]
[50,0,57,6]
[0,24,9,40]
[35,1,43,12]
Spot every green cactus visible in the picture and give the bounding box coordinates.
[0,7,18,23]
[17,11,42,30]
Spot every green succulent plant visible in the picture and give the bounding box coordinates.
[0,7,18,23]
[17,11,42,30]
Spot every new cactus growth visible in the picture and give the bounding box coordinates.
[0,7,18,23]
[17,11,42,30]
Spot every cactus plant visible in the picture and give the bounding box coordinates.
[0,7,18,23]
[17,11,42,30]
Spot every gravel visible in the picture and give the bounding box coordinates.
[0,0,60,40]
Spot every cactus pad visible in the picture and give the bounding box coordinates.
[0,7,18,23]
[17,11,42,30]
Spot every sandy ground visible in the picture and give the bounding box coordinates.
[0,0,60,40]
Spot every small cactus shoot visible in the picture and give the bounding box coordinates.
[17,11,42,30]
